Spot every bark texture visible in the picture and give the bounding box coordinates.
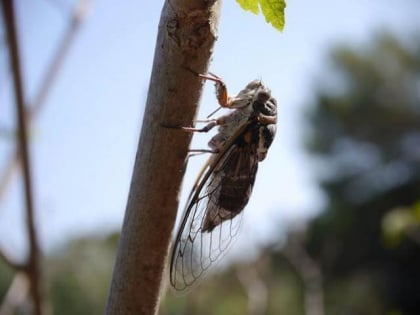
[105,1,222,314]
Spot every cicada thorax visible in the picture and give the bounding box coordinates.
[207,114,249,152]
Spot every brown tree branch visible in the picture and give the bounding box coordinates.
[0,0,89,203]
[2,2,43,315]
[105,1,222,314]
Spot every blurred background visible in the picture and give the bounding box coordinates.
[1,0,420,314]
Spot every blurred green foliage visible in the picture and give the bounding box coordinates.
[0,261,14,299]
[161,253,305,315]
[305,32,420,314]
[46,233,118,315]
[382,203,420,247]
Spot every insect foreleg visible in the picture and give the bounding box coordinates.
[198,73,231,108]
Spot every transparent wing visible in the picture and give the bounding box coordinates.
[170,123,259,291]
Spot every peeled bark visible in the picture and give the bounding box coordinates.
[105,1,222,314]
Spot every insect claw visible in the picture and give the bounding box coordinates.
[181,126,201,132]
[182,67,220,82]
[198,73,223,84]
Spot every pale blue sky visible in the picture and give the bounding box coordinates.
[0,0,419,261]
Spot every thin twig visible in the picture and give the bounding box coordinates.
[0,0,90,203]
[2,2,43,315]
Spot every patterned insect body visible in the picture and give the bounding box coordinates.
[170,74,277,291]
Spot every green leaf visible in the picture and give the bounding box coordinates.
[260,0,286,31]
[236,0,260,14]
[236,0,286,32]
[382,207,414,247]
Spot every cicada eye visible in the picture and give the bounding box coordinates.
[253,95,277,116]
[269,97,277,106]
[264,98,277,116]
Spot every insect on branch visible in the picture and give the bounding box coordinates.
[169,73,278,291]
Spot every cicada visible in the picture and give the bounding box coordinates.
[170,73,277,291]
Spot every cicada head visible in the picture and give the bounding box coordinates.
[244,79,263,91]
[253,88,277,117]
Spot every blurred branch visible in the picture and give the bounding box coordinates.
[3,2,42,315]
[236,263,268,315]
[0,272,30,315]
[32,0,90,116]
[0,0,90,203]
[283,232,325,315]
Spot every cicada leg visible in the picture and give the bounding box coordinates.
[188,148,218,155]
[198,73,232,108]
[162,117,224,133]
[182,119,218,133]
[161,118,217,131]
[176,119,220,157]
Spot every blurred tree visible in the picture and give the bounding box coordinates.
[305,33,420,314]
[46,233,118,315]
[161,250,306,315]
